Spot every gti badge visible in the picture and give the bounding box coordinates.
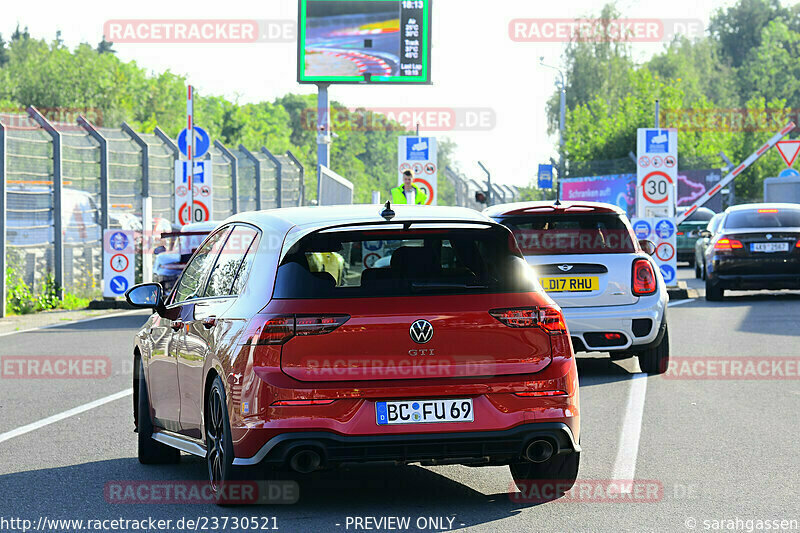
[558,265,573,272]
[409,319,434,344]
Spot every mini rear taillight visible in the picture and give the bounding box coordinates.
[271,399,336,406]
[489,305,567,336]
[632,259,657,296]
[243,314,349,346]
[714,237,743,250]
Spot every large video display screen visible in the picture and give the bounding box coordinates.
[298,0,432,84]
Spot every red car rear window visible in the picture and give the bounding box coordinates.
[273,227,535,299]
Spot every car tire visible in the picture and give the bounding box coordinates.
[509,451,580,500]
[136,359,181,465]
[636,325,670,374]
[705,278,724,301]
[695,262,702,279]
[205,375,241,504]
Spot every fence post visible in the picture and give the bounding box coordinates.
[154,127,178,155]
[260,147,282,208]
[238,145,261,210]
[214,140,239,214]
[27,106,64,300]
[285,150,305,206]
[0,120,6,317]
[78,115,110,232]
[121,122,149,198]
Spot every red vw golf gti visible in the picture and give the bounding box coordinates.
[126,205,580,496]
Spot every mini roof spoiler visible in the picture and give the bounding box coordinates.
[499,204,620,216]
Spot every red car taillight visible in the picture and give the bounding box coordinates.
[714,237,743,250]
[489,305,567,336]
[243,314,349,346]
[271,399,336,406]
[632,259,657,296]
[514,390,567,397]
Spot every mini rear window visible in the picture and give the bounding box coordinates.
[495,214,636,255]
[724,208,800,229]
[273,227,536,299]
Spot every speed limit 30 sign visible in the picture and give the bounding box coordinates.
[641,171,673,204]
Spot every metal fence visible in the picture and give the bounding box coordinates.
[444,166,518,210]
[0,107,305,316]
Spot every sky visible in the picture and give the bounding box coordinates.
[3,0,742,189]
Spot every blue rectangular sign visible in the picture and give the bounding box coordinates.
[538,164,553,189]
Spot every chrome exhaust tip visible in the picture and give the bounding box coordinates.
[289,449,322,473]
[525,439,554,463]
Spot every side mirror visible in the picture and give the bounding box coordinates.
[125,283,166,315]
[699,230,712,238]
[639,239,656,256]
[153,245,166,255]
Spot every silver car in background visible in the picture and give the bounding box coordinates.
[486,201,670,374]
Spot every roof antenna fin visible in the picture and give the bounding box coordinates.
[381,201,395,221]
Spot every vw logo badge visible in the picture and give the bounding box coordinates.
[558,265,573,272]
[409,319,434,344]
[766,234,773,240]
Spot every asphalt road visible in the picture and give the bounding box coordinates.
[0,268,798,533]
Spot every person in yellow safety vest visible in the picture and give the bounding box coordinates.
[390,170,428,205]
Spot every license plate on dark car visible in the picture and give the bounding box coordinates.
[751,242,788,253]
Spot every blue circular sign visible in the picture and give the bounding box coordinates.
[363,240,383,252]
[633,220,652,240]
[109,275,129,295]
[779,168,800,178]
[659,264,675,284]
[109,231,129,251]
[178,126,210,159]
[655,219,675,239]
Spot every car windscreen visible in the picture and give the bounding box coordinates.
[495,214,636,255]
[273,227,536,299]
[724,208,800,229]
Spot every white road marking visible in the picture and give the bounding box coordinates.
[611,373,648,493]
[0,309,145,338]
[667,298,694,307]
[0,389,133,445]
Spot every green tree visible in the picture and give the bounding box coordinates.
[709,0,790,69]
